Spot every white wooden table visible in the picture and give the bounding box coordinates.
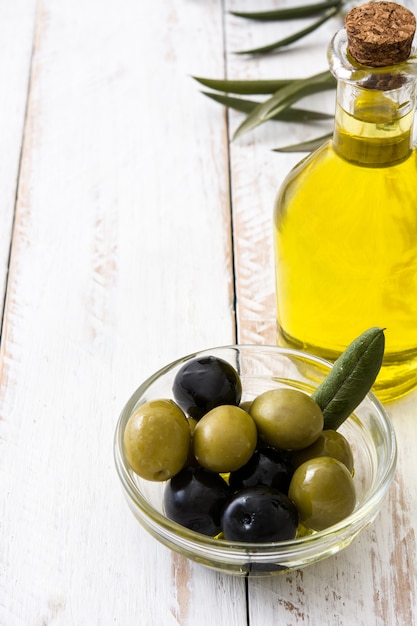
[1,1,416,624]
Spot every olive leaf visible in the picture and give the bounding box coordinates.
[273,132,333,152]
[193,76,294,95]
[232,70,335,139]
[312,328,386,431]
[235,7,341,55]
[201,90,333,122]
[230,0,344,21]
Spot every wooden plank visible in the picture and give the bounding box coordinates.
[225,1,417,624]
[0,1,247,624]
[225,0,337,346]
[0,0,37,302]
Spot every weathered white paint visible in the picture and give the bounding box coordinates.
[1,0,416,625]
[0,0,37,301]
[225,0,338,346]
[0,1,244,624]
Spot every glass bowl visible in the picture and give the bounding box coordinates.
[114,345,397,576]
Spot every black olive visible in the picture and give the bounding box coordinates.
[228,447,294,495]
[164,467,231,536]
[221,486,299,543]
[172,356,242,419]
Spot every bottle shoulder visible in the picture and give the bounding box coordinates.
[275,143,417,213]
[275,140,338,199]
[282,140,334,180]
[274,144,417,225]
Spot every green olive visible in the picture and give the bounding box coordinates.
[288,456,356,531]
[239,400,253,413]
[193,405,257,473]
[249,388,323,451]
[187,417,198,436]
[123,399,191,481]
[185,418,199,467]
[291,429,354,474]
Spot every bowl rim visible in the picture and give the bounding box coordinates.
[114,344,398,554]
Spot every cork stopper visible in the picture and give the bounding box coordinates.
[345,1,416,67]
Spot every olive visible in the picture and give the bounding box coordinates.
[221,486,299,543]
[187,417,198,436]
[288,456,356,531]
[192,405,257,473]
[184,418,199,467]
[164,467,231,536]
[172,356,242,419]
[291,429,354,473]
[123,399,190,481]
[228,447,294,494]
[249,388,324,451]
[239,400,253,413]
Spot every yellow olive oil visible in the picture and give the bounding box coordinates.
[274,97,417,400]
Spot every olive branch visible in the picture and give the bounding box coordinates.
[194,1,352,151]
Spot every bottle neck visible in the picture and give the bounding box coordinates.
[333,79,416,166]
[328,28,417,166]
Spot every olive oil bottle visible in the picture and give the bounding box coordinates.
[274,2,417,400]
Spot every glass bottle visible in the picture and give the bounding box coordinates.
[273,25,417,401]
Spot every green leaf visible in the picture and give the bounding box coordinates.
[235,7,340,55]
[231,0,343,21]
[201,91,333,122]
[273,132,333,152]
[193,76,294,95]
[311,327,385,431]
[233,71,335,139]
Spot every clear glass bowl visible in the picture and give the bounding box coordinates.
[114,345,397,576]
